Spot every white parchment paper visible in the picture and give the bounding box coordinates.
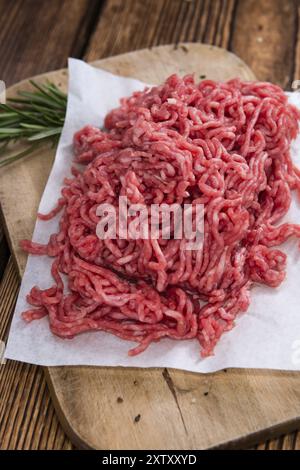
[5,59,300,372]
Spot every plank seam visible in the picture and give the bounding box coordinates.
[71,0,106,60]
[227,0,238,51]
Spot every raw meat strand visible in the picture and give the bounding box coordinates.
[20,75,300,357]
[37,198,65,220]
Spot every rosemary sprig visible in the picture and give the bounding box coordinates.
[0,80,67,168]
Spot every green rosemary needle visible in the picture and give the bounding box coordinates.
[0,80,67,168]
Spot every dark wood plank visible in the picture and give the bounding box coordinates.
[0,258,73,449]
[230,0,297,88]
[85,0,236,61]
[281,432,298,450]
[0,0,102,86]
[254,431,299,450]
[86,0,297,89]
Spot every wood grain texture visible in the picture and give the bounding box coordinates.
[231,0,297,88]
[86,0,298,89]
[85,0,237,61]
[0,259,73,449]
[0,0,102,86]
[2,44,300,450]
[1,0,300,450]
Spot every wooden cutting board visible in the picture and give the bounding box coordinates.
[1,43,300,450]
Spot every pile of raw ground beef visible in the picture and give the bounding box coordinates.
[21,75,300,357]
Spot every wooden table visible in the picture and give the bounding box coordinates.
[0,0,300,450]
